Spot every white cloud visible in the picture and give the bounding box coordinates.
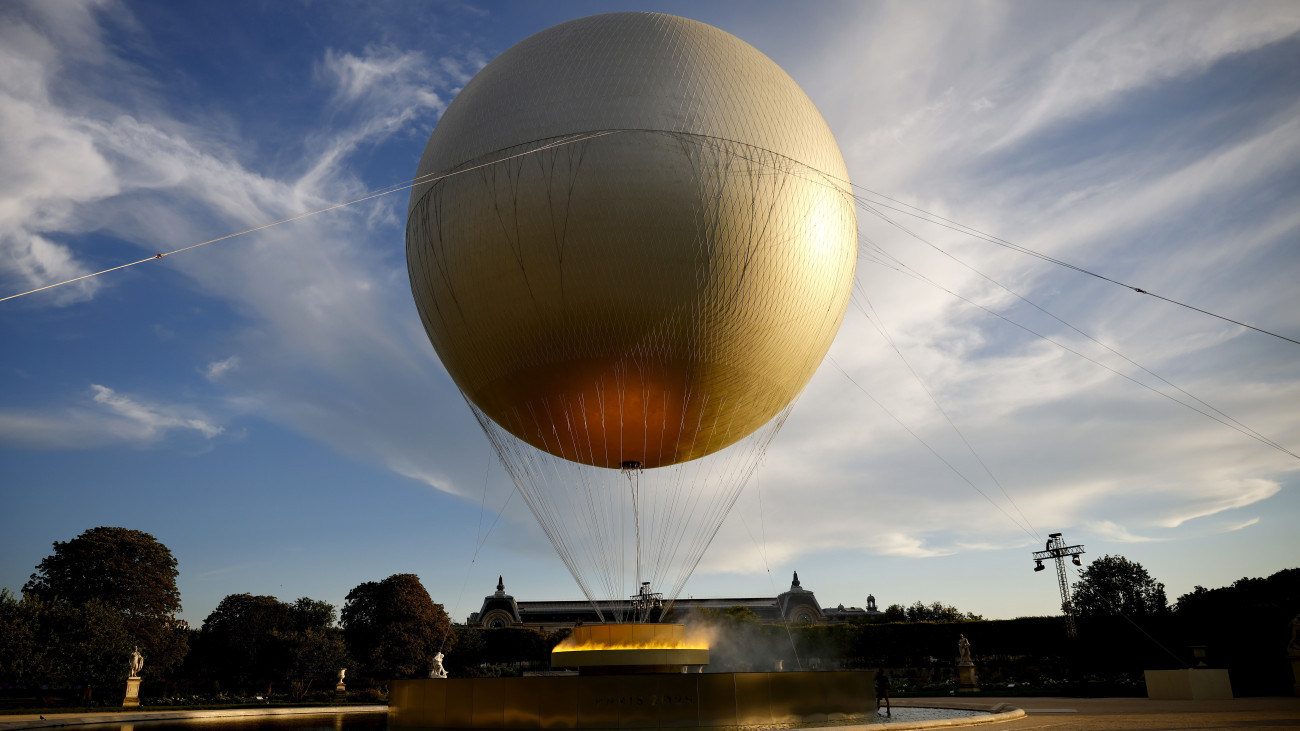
[0,384,223,448]
[90,384,223,439]
[0,14,118,303]
[986,4,1300,150]
[0,234,99,304]
[300,47,448,192]
[1086,520,1162,543]
[2,1,1297,602]
[1157,479,1281,528]
[1223,517,1260,532]
[0,3,487,480]
[204,356,240,381]
[696,0,1300,569]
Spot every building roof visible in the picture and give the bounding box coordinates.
[469,573,880,628]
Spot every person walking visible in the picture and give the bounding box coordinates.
[875,671,891,717]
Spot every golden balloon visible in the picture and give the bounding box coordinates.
[407,13,856,468]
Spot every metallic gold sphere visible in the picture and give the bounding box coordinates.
[407,12,856,468]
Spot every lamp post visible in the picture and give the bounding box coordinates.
[1032,533,1085,638]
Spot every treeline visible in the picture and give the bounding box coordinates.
[791,565,1299,696]
[1,529,474,706]
[876,601,984,623]
[3,527,1296,705]
[0,527,578,709]
[1,527,189,702]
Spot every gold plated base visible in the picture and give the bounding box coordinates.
[390,670,875,729]
[552,648,711,669]
[551,624,709,673]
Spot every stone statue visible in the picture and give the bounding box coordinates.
[429,652,448,679]
[129,647,144,678]
[337,668,347,683]
[955,634,978,692]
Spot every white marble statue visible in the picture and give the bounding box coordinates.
[429,652,448,679]
[957,634,972,663]
[129,647,144,678]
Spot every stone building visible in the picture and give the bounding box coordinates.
[469,572,881,630]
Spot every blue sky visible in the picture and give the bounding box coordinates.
[2,0,1298,627]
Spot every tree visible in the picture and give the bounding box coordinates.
[280,598,348,699]
[1071,554,1168,617]
[877,601,981,623]
[197,594,290,691]
[283,625,349,699]
[341,574,453,679]
[38,599,136,695]
[0,590,135,697]
[1175,568,1300,616]
[0,589,45,687]
[23,527,188,673]
[195,593,347,697]
[903,601,984,622]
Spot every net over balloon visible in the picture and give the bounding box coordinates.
[407,12,857,471]
[407,13,857,613]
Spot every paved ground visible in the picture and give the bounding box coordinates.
[898,697,1300,731]
[0,698,1296,731]
[0,706,386,731]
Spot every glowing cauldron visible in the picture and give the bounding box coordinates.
[551,624,709,674]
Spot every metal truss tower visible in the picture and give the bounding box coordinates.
[1032,532,1085,638]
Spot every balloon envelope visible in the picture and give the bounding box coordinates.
[407,12,856,468]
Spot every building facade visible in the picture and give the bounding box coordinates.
[469,572,881,630]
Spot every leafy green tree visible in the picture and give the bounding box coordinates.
[196,593,346,696]
[281,598,349,699]
[875,601,981,623]
[341,573,453,679]
[284,625,349,699]
[1072,554,1168,617]
[903,600,984,622]
[685,606,760,626]
[197,593,290,691]
[40,599,136,696]
[447,626,562,678]
[0,590,134,698]
[0,589,44,686]
[23,526,188,673]
[1175,568,1300,615]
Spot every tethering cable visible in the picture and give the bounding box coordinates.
[828,355,1042,543]
[1,130,619,304]
[849,277,1043,542]
[857,221,1299,462]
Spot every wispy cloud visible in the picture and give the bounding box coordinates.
[1157,479,1281,528]
[0,7,117,304]
[1,1,1296,589]
[1087,520,1162,543]
[90,384,223,439]
[0,384,223,448]
[1223,517,1260,532]
[204,356,240,381]
[686,1,1300,573]
[0,2,487,487]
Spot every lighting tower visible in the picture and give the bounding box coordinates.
[1032,532,1085,638]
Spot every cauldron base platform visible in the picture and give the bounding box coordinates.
[390,670,876,729]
